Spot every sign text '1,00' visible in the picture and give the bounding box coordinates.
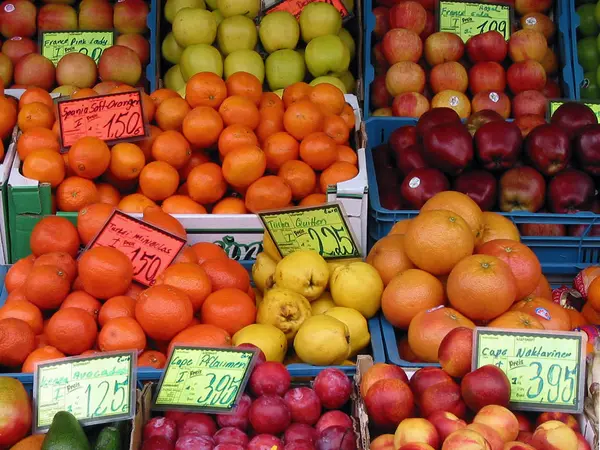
[438,1,512,42]
[41,30,114,65]
[57,91,146,148]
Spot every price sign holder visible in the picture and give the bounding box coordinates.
[87,210,186,287]
[473,327,587,413]
[437,0,513,42]
[57,90,148,149]
[40,30,115,66]
[32,351,136,432]
[258,202,361,259]
[264,0,352,21]
[153,346,259,413]
[548,99,600,122]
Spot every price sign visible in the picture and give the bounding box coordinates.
[88,210,186,286]
[259,202,361,259]
[265,0,351,20]
[473,328,587,413]
[33,352,136,432]
[57,90,148,149]
[548,99,600,121]
[40,30,114,65]
[154,347,259,413]
[438,0,512,42]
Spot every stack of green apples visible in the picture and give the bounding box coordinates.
[576,0,600,98]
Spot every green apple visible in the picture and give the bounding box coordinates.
[217,0,260,18]
[334,70,355,93]
[338,28,355,61]
[180,44,223,80]
[178,85,187,98]
[212,9,223,25]
[305,35,350,77]
[164,65,186,91]
[309,76,347,94]
[52,85,77,96]
[162,32,184,64]
[205,0,217,9]
[217,15,258,55]
[224,49,265,82]
[164,0,205,23]
[172,8,217,47]
[299,2,342,43]
[259,11,300,54]
[265,49,305,91]
[273,89,284,98]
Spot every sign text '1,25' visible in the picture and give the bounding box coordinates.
[438,0,512,42]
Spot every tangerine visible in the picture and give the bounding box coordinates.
[319,161,358,193]
[0,300,43,334]
[226,72,263,105]
[201,258,250,292]
[245,175,292,213]
[218,124,258,159]
[277,160,316,201]
[218,95,260,129]
[77,203,115,245]
[212,197,247,214]
[45,307,98,355]
[299,132,338,171]
[24,265,71,310]
[283,100,324,140]
[22,346,65,373]
[191,242,228,265]
[161,195,207,214]
[22,149,65,188]
[30,216,80,257]
[263,132,299,171]
[182,106,224,148]
[135,285,194,341]
[222,145,267,190]
[187,162,227,205]
[138,350,167,368]
[154,262,213,312]
[168,324,231,354]
[56,176,99,212]
[98,317,147,353]
[201,288,256,335]
[155,96,190,131]
[0,318,35,366]
[186,72,227,109]
[78,246,133,299]
[60,291,102,322]
[98,296,136,327]
[5,255,35,293]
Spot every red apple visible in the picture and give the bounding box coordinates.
[512,90,547,117]
[469,62,506,94]
[374,42,390,75]
[373,6,390,40]
[550,102,598,138]
[1,37,36,65]
[389,1,427,34]
[382,28,423,64]
[395,143,428,175]
[475,120,522,171]
[422,121,474,175]
[526,124,571,176]
[416,107,461,138]
[386,61,426,96]
[392,92,430,117]
[515,114,546,138]
[507,60,547,94]
[547,169,596,213]
[373,107,394,116]
[453,170,497,211]
[471,91,511,119]
[466,30,508,63]
[460,365,511,411]
[499,166,546,212]
[0,0,36,38]
[575,124,600,175]
[37,4,77,31]
[542,79,561,98]
[371,75,393,110]
[508,29,548,62]
[14,53,56,90]
[466,109,504,136]
[420,10,435,40]
[400,167,450,208]
[430,61,468,93]
[389,125,417,153]
[520,222,567,236]
[424,32,465,66]
[515,0,552,15]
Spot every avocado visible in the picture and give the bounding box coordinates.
[42,411,91,450]
[94,426,121,450]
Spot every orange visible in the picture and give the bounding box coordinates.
[187,162,227,205]
[135,285,194,340]
[585,277,600,311]
[526,274,552,300]
[22,346,65,373]
[299,132,338,171]
[141,91,156,123]
[336,145,358,165]
[60,291,102,322]
[477,212,520,251]
[22,149,65,188]
[125,283,144,300]
[320,161,359,193]
[403,210,475,275]
[446,254,518,321]
[245,175,292,213]
[142,205,187,238]
[218,124,258,159]
[78,246,133,299]
[477,239,542,300]
[201,258,250,292]
[186,72,228,109]
[45,307,98,355]
[222,145,267,190]
[10,434,46,450]
[565,308,588,329]
[24,265,71,310]
[255,108,284,144]
[488,311,545,329]
[109,142,146,180]
[226,72,263,105]
[263,132,299,172]
[260,92,285,113]
[68,137,111,180]
[138,125,162,160]
[174,246,199,264]
[0,96,16,139]
[71,88,98,99]
[98,295,136,327]
[218,95,260,129]
[191,242,228,265]
[117,193,156,213]
[168,324,231,354]
[201,288,256,335]
[77,203,115,245]
[162,195,207,214]
[154,262,213,312]
[182,106,224,148]
[582,302,600,324]
[138,350,167,368]
[30,216,80,257]
[277,160,316,201]
[213,197,247,214]
[17,127,60,160]
[0,318,35,366]
[17,102,54,131]
[155,96,190,131]
[150,88,180,107]
[283,100,324,140]
[323,114,351,145]
[19,87,53,109]
[388,219,412,236]
[56,176,99,212]
[366,234,416,286]
[5,289,28,304]
[299,193,326,206]
[0,300,43,334]
[340,103,356,129]
[309,83,346,115]
[408,306,475,363]
[5,255,35,293]
[94,81,119,94]
[179,150,211,181]
[421,191,484,241]
[511,297,571,331]
[32,251,77,283]
[99,317,146,353]
[283,82,313,107]
[151,130,191,169]
[139,161,180,201]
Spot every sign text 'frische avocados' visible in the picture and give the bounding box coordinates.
[154,347,258,413]
[548,99,600,122]
[473,328,587,413]
[33,352,136,432]
[40,30,114,65]
[259,203,361,259]
[438,0,512,42]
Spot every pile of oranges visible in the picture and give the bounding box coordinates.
[0,205,260,373]
[13,72,359,215]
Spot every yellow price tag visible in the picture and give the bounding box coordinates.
[154,347,258,413]
[259,203,361,259]
[438,0,512,42]
[473,328,586,413]
[33,352,135,431]
[40,30,114,65]
[549,100,600,122]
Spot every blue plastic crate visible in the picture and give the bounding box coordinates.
[146,0,159,92]
[362,0,577,120]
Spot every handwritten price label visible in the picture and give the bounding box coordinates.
[549,100,600,121]
[57,90,148,149]
[473,328,587,413]
[154,347,258,413]
[40,30,114,65]
[259,203,361,259]
[33,352,136,432]
[265,0,351,20]
[438,0,512,42]
[88,210,186,286]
